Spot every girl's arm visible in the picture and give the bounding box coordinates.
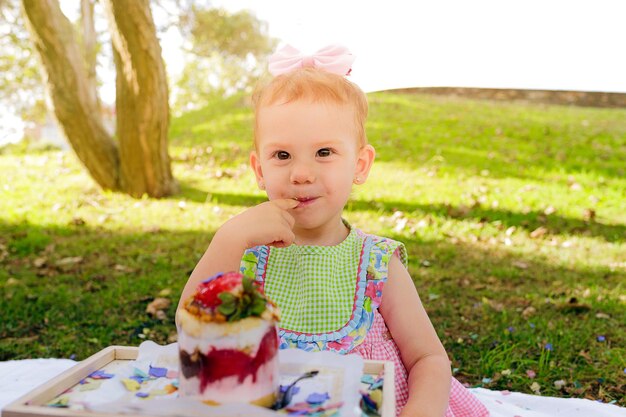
[379,254,452,417]
[177,199,297,316]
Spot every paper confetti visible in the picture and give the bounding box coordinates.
[286,401,343,414]
[369,389,382,407]
[361,393,378,411]
[129,375,146,384]
[89,370,115,379]
[360,375,375,384]
[287,402,314,411]
[280,385,301,395]
[47,396,69,408]
[370,378,384,390]
[78,380,103,391]
[307,392,331,404]
[121,378,141,391]
[134,367,149,378]
[136,392,150,398]
[149,365,168,378]
[166,369,178,379]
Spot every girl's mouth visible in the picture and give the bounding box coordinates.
[294,197,317,208]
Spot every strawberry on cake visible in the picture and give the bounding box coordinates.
[176,271,280,407]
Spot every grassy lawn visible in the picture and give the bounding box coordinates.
[1,92,624,404]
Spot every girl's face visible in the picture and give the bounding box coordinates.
[251,100,374,237]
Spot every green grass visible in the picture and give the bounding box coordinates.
[1,92,624,404]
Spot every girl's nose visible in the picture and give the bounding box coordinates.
[290,161,315,184]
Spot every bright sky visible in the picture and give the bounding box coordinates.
[2,0,625,144]
[207,0,626,93]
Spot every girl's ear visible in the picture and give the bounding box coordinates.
[354,144,376,185]
[249,151,265,189]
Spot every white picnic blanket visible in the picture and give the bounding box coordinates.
[1,358,625,417]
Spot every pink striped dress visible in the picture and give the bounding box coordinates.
[240,226,489,416]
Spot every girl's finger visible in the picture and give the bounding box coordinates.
[272,198,299,210]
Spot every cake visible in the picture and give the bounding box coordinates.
[176,271,280,406]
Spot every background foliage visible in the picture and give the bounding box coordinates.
[0,0,275,123]
[173,6,276,111]
[0,0,45,124]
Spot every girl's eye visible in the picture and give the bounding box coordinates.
[275,151,290,160]
[317,148,332,157]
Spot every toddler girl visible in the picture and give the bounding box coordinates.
[179,45,489,417]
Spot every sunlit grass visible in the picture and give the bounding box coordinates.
[1,91,624,403]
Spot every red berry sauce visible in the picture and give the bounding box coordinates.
[179,326,278,393]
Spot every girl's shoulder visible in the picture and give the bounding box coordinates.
[355,227,408,271]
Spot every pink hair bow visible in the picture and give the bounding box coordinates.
[268,44,355,76]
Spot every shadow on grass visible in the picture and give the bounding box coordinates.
[175,182,268,206]
[346,198,625,243]
[176,181,211,203]
[172,190,626,243]
[1,218,623,361]
[1,217,624,402]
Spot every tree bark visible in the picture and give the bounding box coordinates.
[21,0,177,198]
[104,0,177,198]
[81,0,100,113]
[22,0,120,191]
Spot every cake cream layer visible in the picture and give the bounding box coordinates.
[177,310,273,353]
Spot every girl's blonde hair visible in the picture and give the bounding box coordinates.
[252,68,369,147]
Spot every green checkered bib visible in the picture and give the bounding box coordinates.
[241,228,361,333]
[264,228,360,333]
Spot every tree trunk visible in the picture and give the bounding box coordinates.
[22,0,177,198]
[104,0,177,198]
[22,0,120,191]
[81,0,100,114]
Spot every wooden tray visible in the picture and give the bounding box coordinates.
[2,346,395,417]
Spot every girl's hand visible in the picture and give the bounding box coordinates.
[219,198,298,250]
[178,198,298,314]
